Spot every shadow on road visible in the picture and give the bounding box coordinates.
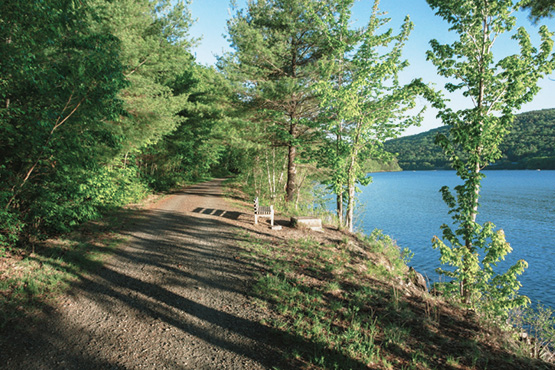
[192,207,243,220]
[0,179,369,369]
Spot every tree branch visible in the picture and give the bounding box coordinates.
[6,92,87,210]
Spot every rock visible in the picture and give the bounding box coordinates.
[290,216,323,231]
[407,267,428,292]
[270,225,282,231]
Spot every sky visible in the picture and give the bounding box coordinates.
[188,0,554,136]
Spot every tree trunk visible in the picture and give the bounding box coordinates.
[461,13,489,303]
[271,146,276,199]
[285,144,297,202]
[336,129,344,228]
[337,192,344,229]
[265,150,273,197]
[462,156,482,303]
[346,181,355,232]
[278,159,286,193]
[345,121,362,232]
[285,119,297,203]
[345,149,358,232]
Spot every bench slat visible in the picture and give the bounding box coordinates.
[254,197,274,226]
[257,206,272,214]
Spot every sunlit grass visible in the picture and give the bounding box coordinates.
[240,232,407,368]
[239,229,549,369]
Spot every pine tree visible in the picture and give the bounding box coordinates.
[222,0,335,202]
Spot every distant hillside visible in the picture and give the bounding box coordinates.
[384,109,555,170]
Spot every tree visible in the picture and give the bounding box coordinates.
[91,0,202,195]
[521,0,555,21]
[96,0,196,154]
[141,65,240,189]
[0,0,127,244]
[0,0,197,246]
[309,0,356,227]
[427,0,555,319]
[316,0,425,232]
[222,0,335,203]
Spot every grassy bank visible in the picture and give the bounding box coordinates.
[238,229,550,369]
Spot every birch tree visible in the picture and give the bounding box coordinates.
[316,0,425,232]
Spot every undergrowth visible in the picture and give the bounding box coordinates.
[239,230,551,369]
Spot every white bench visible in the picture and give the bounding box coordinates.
[254,197,274,226]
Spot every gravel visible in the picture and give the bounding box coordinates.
[1,179,286,369]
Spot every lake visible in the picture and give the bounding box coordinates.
[352,170,555,309]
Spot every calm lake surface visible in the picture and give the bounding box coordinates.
[353,170,555,309]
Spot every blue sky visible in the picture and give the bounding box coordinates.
[188,0,554,136]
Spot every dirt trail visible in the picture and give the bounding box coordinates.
[1,179,286,369]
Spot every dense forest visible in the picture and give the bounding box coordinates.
[0,0,242,249]
[384,108,555,170]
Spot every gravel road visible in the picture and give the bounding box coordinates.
[1,179,286,369]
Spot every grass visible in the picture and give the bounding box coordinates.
[0,210,130,328]
[238,229,552,370]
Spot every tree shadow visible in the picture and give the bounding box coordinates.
[0,189,368,369]
[192,207,243,220]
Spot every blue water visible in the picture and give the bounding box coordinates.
[351,170,555,309]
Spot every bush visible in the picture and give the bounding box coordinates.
[509,303,555,362]
[0,192,24,252]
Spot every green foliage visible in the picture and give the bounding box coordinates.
[384,126,452,170]
[96,0,195,152]
[0,192,22,251]
[0,0,127,244]
[315,0,426,231]
[521,0,555,21]
[364,229,411,275]
[426,0,555,316]
[363,158,402,173]
[222,0,341,203]
[0,0,202,247]
[433,222,530,323]
[497,109,555,169]
[140,65,238,190]
[385,108,555,170]
[509,303,555,360]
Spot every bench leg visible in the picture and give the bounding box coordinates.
[270,212,274,226]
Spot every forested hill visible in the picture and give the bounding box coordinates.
[384,109,555,170]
